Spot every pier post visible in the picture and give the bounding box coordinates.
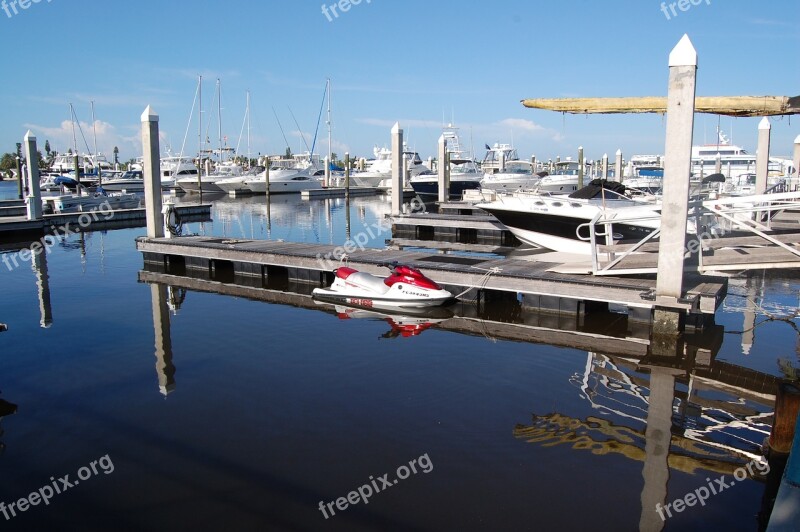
[615,149,623,181]
[344,152,350,199]
[601,153,609,180]
[15,146,22,199]
[714,152,722,175]
[654,35,697,334]
[427,156,434,173]
[391,122,403,216]
[756,117,771,195]
[324,156,330,188]
[437,134,448,204]
[150,284,175,396]
[141,106,164,238]
[530,155,536,173]
[793,135,800,181]
[264,159,270,197]
[577,146,584,188]
[499,149,506,173]
[73,152,81,187]
[23,131,42,220]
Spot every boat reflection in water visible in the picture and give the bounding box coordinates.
[139,257,778,530]
[328,304,454,339]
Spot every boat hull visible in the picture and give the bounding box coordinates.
[409,179,481,199]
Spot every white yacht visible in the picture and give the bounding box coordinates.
[480,160,539,192]
[50,152,113,173]
[409,125,481,199]
[244,152,324,194]
[100,170,144,192]
[352,145,431,189]
[536,159,591,195]
[481,143,519,175]
[177,161,242,194]
[691,130,792,180]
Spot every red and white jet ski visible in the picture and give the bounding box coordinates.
[312,263,454,309]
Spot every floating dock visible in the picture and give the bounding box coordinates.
[391,212,520,246]
[0,204,212,238]
[135,235,727,321]
[301,187,378,199]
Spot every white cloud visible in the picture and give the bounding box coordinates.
[23,119,145,161]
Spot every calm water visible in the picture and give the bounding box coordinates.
[0,180,796,531]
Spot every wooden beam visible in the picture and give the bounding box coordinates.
[521,95,800,117]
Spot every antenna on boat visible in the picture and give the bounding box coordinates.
[198,74,203,178]
[69,103,78,156]
[327,78,332,172]
[90,100,98,160]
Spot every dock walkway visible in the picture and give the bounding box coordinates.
[136,236,727,317]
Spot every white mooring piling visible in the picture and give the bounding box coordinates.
[615,149,623,181]
[141,106,164,238]
[577,146,584,188]
[23,130,42,220]
[391,123,403,216]
[756,117,771,195]
[437,134,449,204]
[793,135,800,179]
[601,153,609,180]
[653,34,697,335]
[714,151,722,175]
[344,152,350,198]
[530,155,536,173]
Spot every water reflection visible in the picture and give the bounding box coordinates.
[0,395,17,455]
[31,244,52,328]
[149,283,176,396]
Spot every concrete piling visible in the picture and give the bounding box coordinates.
[391,122,403,216]
[265,159,271,197]
[141,106,164,238]
[793,135,800,180]
[615,149,623,181]
[577,146,584,188]
[756,117,771,195]
[714,152,722,175]
[601,153,609,180]
[437,134,448,204]
[23,131,42,220]
[15,145,23,199]
[530,155,536,173]
[654,34,697,334]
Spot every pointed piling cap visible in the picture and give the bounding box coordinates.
[758,117,771,130]
[391,121,402,134]
[438,134,446,145]
[24,129,36,141]
[794,134,800,144]
[141,105,159,122]
[603,153,608,159]
[669,34,697,67]
[616,149,622,155]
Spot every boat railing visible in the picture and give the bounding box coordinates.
[582,190,800,275]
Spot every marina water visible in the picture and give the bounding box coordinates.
[0,180,796,530]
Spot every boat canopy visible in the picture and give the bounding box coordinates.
[568,179,626,199]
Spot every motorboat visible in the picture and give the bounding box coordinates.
[535,160,590,195]
[481,143,519,175]
[352,145,431,188]
[691,129,792,180]
[409,125,482,199]
[216,166,265,195]
[312,263,454,309]
[480,160,539,192]
[42,188,140,214]
[243,167,323,194]
[177,161,242,194]
[101,170,144,192]
[476,179,706,254]
[160,156,198,188]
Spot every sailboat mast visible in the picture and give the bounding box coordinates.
[326,78,332,170]
[246,90,251,168]
[198,75,203,178]
[69,103,78,155]
[217,78,223,164]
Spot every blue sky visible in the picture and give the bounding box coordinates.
[1,0,798,164]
